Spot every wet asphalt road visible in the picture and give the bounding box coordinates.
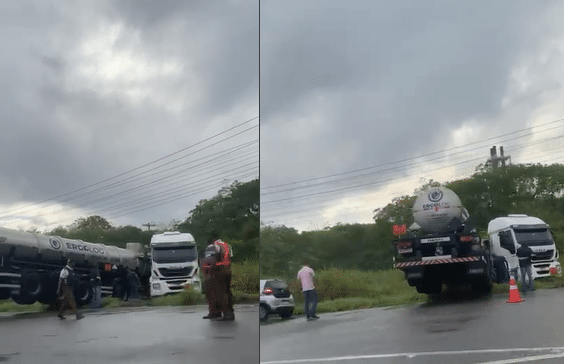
[260,289,564,364]
[0,304,259,364]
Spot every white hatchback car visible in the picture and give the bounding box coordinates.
[260,279,294,321]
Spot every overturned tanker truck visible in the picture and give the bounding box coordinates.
[0,227,150,305]
[392,187,509,295]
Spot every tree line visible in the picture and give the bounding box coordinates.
[42,179,259,263]
[260,163,563,279]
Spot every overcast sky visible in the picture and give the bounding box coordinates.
[260,0,564,232]
[0,0,258,232]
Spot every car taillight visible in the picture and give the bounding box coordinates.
[262,288,273,295]
[460,235,474,242]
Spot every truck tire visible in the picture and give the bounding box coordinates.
[472,277,492,295]
[0,288,11,300]
[21,272,42,300]
[12,292,36,305]
[416,278,442,295]
[492,256,509,284]
[75,281,93,306]
[38,271,59,304]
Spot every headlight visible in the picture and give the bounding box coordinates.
[152,283,161,290]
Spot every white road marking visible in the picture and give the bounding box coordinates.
[476,353,564,363]
[260,347,564,364]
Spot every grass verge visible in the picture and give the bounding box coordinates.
[288,268,564,316]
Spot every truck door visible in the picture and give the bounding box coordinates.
[499,230,516,255]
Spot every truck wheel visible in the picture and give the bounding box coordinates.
[38,272,59,304]
[472,278,492,295]
[492,257,509,283]
[259,304,269,321]
[0,288,11,300]
[430,281,442,295]
[12,292,36,305]
[21,272,42,300]
[75,282,93,305]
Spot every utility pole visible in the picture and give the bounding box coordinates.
[142,222,156,231]
[489,146,511,168]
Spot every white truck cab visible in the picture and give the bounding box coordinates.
[149,232,201,297]
[488,215,561,279]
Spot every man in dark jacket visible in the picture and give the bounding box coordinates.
[201,237,234,321]
[201,242,222,319]
[57,259,84,320]
[516,243,534,293]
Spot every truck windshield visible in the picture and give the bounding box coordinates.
[152,246,197,263]
[514,228,554,247]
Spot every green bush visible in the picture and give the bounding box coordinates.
[231,259,259,295]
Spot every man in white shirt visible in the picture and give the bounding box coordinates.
[297,261,319,321]
[57,259,84,320]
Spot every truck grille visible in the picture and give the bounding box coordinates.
[532,250,554,262]
[159,267,193,277]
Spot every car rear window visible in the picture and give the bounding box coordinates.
[265,280,287,289]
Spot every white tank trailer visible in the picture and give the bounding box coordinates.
[393,187,508,295]
[0,227,150,305]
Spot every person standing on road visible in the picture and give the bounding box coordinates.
[517,243,534,293]
[297,261,319,321]
[127,268,140,299]
[57,259,84,320]
[201,242,221,319]
[89,266,102,310]
[201,237,234,321]
[213,238,234,320]
[118,265,130,301]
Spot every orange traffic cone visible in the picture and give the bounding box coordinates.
[507,278,523,303]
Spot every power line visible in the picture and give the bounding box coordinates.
[261,133,563,205]
[260,140,563,225]
[1,116,258,218]
[261,118,563,192]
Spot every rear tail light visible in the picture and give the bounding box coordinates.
[262,288,273,295]
[460,235,474,242]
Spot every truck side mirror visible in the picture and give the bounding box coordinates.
[498,231,516,255]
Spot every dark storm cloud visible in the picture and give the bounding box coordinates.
[0,0,258,230]
[110,0,259,118]
[260,0,563,229]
